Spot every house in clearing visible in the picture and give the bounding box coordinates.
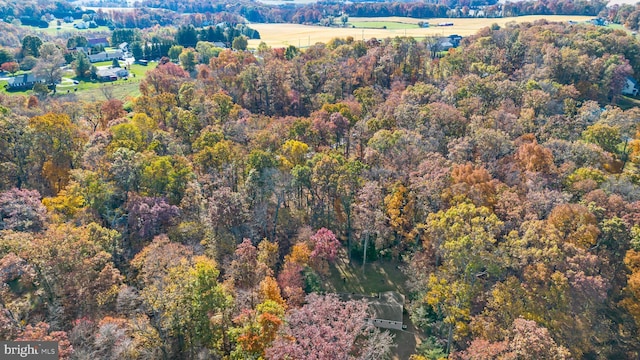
[340,291,405,330]
[438,40,454,51]
[88,37,110,48]
[5,73,45,90]
[88,50,124,63]
[622,77,639,97]
[96,67,129,81]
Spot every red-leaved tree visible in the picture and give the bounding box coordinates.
[266,293,393,360]
[309,228,341,275]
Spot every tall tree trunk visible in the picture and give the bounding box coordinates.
[446,320,454,355]
[345,200,352,261]
[362,232,369,274]
[272,190,283,240]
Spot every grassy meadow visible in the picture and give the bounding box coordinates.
[348,21,420,30]
[248,15,594,48]
[60,62,158,102]
[18,19,111,36]
[1,62,157,102]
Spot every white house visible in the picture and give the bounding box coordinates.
[88,50,124,63]
[622,77,639,97]
[439,40,454,51]
[96,67,129,81]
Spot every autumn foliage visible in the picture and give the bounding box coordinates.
[2,18,640,360]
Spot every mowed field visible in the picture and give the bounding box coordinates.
[248,15,593,48]
[19,19,111,36]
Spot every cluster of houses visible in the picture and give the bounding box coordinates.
[5,38,131,90]
[5,65,130,90]
[71,38,128,63]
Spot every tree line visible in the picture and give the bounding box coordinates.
[1,19,640,358]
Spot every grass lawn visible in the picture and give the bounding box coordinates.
[92,61,114,67]
[617,95,640,110]
[53,75,143,102]
[608,23,626,30]
[323,252,410,295]
[1,61,157,101]
[320,252,421,360]
[56,62,157,101]
[30,20,111,36]
[129,62,158,77]
[17,20,110,37]
[349,21,420,30]
[71,80,142,102]
[1,80,30,96]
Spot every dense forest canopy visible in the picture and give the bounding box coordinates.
[3,10,640,360]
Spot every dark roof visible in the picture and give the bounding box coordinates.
[88,37,109,46]
[7,73,41,86]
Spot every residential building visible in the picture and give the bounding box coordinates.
[5,73,45,90]
[88,50,124,63]
[88,37,110,48]
[622,77,639,97]
[96,67,129,81]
